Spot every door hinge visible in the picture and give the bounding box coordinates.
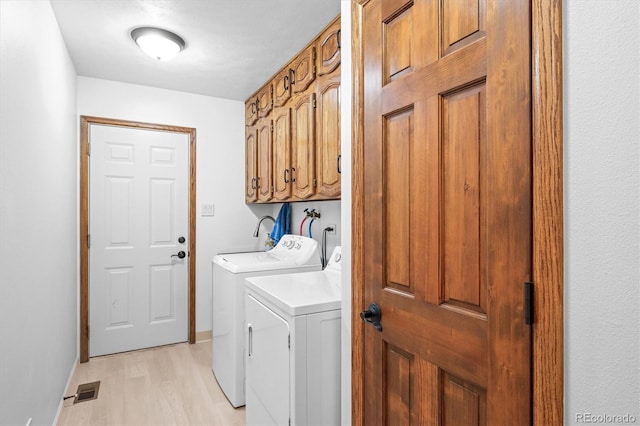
[87,143,91,156]
[288,334,290,349]
[87,234,91,248]
[524,281,534,325]
[313,178,317,187]
[312,94,317,108]
[87,324,90,340]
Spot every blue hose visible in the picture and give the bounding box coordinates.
[308,218,316,238]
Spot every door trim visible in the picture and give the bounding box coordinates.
[79,115,197,363]
[350,0,563,424]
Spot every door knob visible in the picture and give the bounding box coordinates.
[360,303,383,331]
[171,251,186,259]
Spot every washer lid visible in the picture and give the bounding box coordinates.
[246,270,341,316]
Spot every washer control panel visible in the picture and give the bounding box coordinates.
[270,234,319,264]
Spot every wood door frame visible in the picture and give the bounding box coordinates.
[79,115,197,363]
[350,0,563,424]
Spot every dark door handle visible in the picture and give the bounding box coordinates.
[171,251,186,259]
[360,303,382,331]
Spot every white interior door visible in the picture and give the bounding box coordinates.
[89,124,189,357]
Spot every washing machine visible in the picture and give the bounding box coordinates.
[244,246,342,426]
[212,234,321,408]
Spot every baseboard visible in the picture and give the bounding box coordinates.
[53,354,78,425]
[195,330,212,343]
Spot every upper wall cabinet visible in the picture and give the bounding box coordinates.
[317,19,341,77]
[291,46,316,95]
[245,15,341,204]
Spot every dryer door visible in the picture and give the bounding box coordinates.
[246,294,290,426]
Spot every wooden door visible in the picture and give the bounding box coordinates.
[359,0,532,424]
[256,83,273,118]
[291,46,316,94]
[89,124,189,356]
[256,118,273,202]
[273,107,292,201]
[317,17,341,77]
[292,92,316,199]
[316,74,341,198]
[245,126,258,203]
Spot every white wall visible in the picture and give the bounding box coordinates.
[77,77,272,333]
[0,1,78,425]
[565,1,640,423]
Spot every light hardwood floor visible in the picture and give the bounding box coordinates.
[57,342,245,426]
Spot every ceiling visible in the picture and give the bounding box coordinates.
[50,0,341,101]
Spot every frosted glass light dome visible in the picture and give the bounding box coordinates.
[131,27,185,61]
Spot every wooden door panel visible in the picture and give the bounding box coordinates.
[256,83,273,118]
[442,0,486,56]
[292,92,316,199]
[316,75,341,198]
[361,0,531,423]
[442,372,487,426]
[245,97,258,126]
[273,68,292,107]
[292,46,316,94]
[273,107,292,201]
[383,108,412,295]
[442,83,487,315]
[256,120,273,202]
[317,18,341,77]
[245,127,257,202]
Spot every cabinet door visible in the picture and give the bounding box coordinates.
[256,119,273,202]
[245,127,258,203]
[316,75,341,198]
[273,107,292,201]
[292,92,316,199]
[273,68,292,108]
[245,97,258,126]
[256,83,273,118]
[317,18,341,77]
[292,46,316,94]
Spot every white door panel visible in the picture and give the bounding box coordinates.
[89,124,189,357]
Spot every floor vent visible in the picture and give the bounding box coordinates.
[73,381,100,404]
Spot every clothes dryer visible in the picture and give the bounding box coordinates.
[245,247,342,425]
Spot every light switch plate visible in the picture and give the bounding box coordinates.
[201,203,215,216]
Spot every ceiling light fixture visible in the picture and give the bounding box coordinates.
[130,27,185,61]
